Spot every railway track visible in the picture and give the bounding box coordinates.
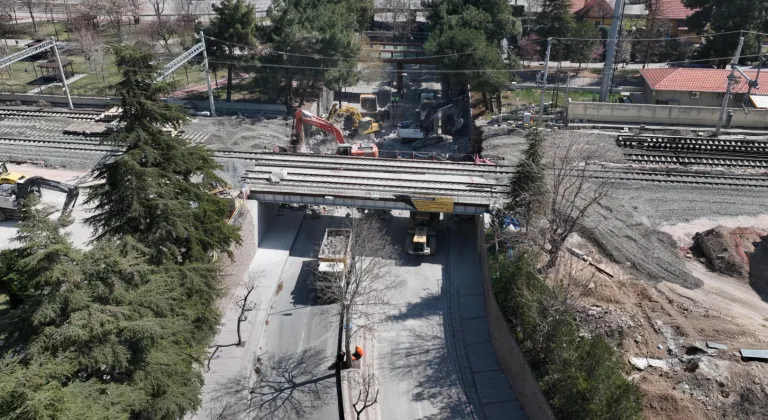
[0,108,104,121]
[1,137,766,188]
[616,135,768,154]
[623,153,768,169]
[591,168,768,188]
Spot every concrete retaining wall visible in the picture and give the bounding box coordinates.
[253,201,278,247]
[475,217,556,420]
[167,100,287,117]
[567,101,768,128]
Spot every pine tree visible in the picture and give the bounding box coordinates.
[205,0,258,102]
[684,0,768,65]
[85,45,240,265]
[0,195,82,348]
[535,0,574,61]
[507,128,546,228]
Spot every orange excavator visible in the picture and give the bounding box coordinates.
[294,109,378,158]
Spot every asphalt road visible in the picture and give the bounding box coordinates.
[251,211,482,420]
[251,214,345,420]
[374,213,472,420]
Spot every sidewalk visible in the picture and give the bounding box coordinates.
[189,204,305,420]
[447,221,527,420]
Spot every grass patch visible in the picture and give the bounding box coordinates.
[504,88,621,106]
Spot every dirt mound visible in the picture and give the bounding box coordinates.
[186,116,293,151]
[692,226,767,280]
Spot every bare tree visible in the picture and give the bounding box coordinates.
[73,0,101,29]
[249,347,336,420]
[639,0,670,68]
[147,0,166,19]
[126,0,141,24]
[104,0,131,41]
[0,0,15,34]
[352,366,379,420]
[174,0,200,39]
[74,22,106,83]
[381,0,417,39]
[542,134,614,270]
[313,216,403,368]
[235,275,258,346]
[142,17,177,52]
[18,0,38,33]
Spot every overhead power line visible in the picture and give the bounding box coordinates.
[202,35,473,61]
[202,52,767,74]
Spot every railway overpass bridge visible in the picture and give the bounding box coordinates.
[239,152,512,244]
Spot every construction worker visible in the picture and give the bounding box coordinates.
[352,346,364,360]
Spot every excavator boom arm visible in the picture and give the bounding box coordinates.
[23,177,79,216]
[295,109,346,145]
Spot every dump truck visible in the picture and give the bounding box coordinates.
[405,212,439,256]
[312,228,353,300]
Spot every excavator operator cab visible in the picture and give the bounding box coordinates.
[411,226,428,254]
[358,118,374,133]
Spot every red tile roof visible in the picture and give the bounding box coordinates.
[575,0,614,17]
[571,0,587,13]
[572,0,694,18]
[660,0,694,19]
[641,68,768,93]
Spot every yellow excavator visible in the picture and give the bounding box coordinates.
[326,103,382,135]
[0,162,79,222]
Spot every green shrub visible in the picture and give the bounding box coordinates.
[491,253,643,420]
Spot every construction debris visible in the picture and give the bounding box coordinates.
[707,342,728,350]
[739,349,768,361]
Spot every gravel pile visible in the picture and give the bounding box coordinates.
[581,201,703,289]
[185,115,293,151]
[479,126,626,165]
[581,184,768,289]
[0,144,113,171]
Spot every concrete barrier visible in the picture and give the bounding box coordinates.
[475,217,556,420]
[567,101,768,128]
[0,93,288,117]
[166,100,287,117]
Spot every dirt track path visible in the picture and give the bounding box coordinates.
[658,261,768,343]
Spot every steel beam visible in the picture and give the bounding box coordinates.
[251,192,488,215]
[155,42,205,82]
[0,39,55,69]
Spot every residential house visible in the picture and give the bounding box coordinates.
[640,68,768,107]
[568,0,695,35]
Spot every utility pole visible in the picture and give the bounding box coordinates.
[539,38,551,118]
[715,36,744,136]
[599,0,624,101]
[51,38,73,110]
[200,31,216,117]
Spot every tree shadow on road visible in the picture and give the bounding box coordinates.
[385,315,473,420]
[206,346,336,420]
[388,289,443,322]
[249,346,336,420]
